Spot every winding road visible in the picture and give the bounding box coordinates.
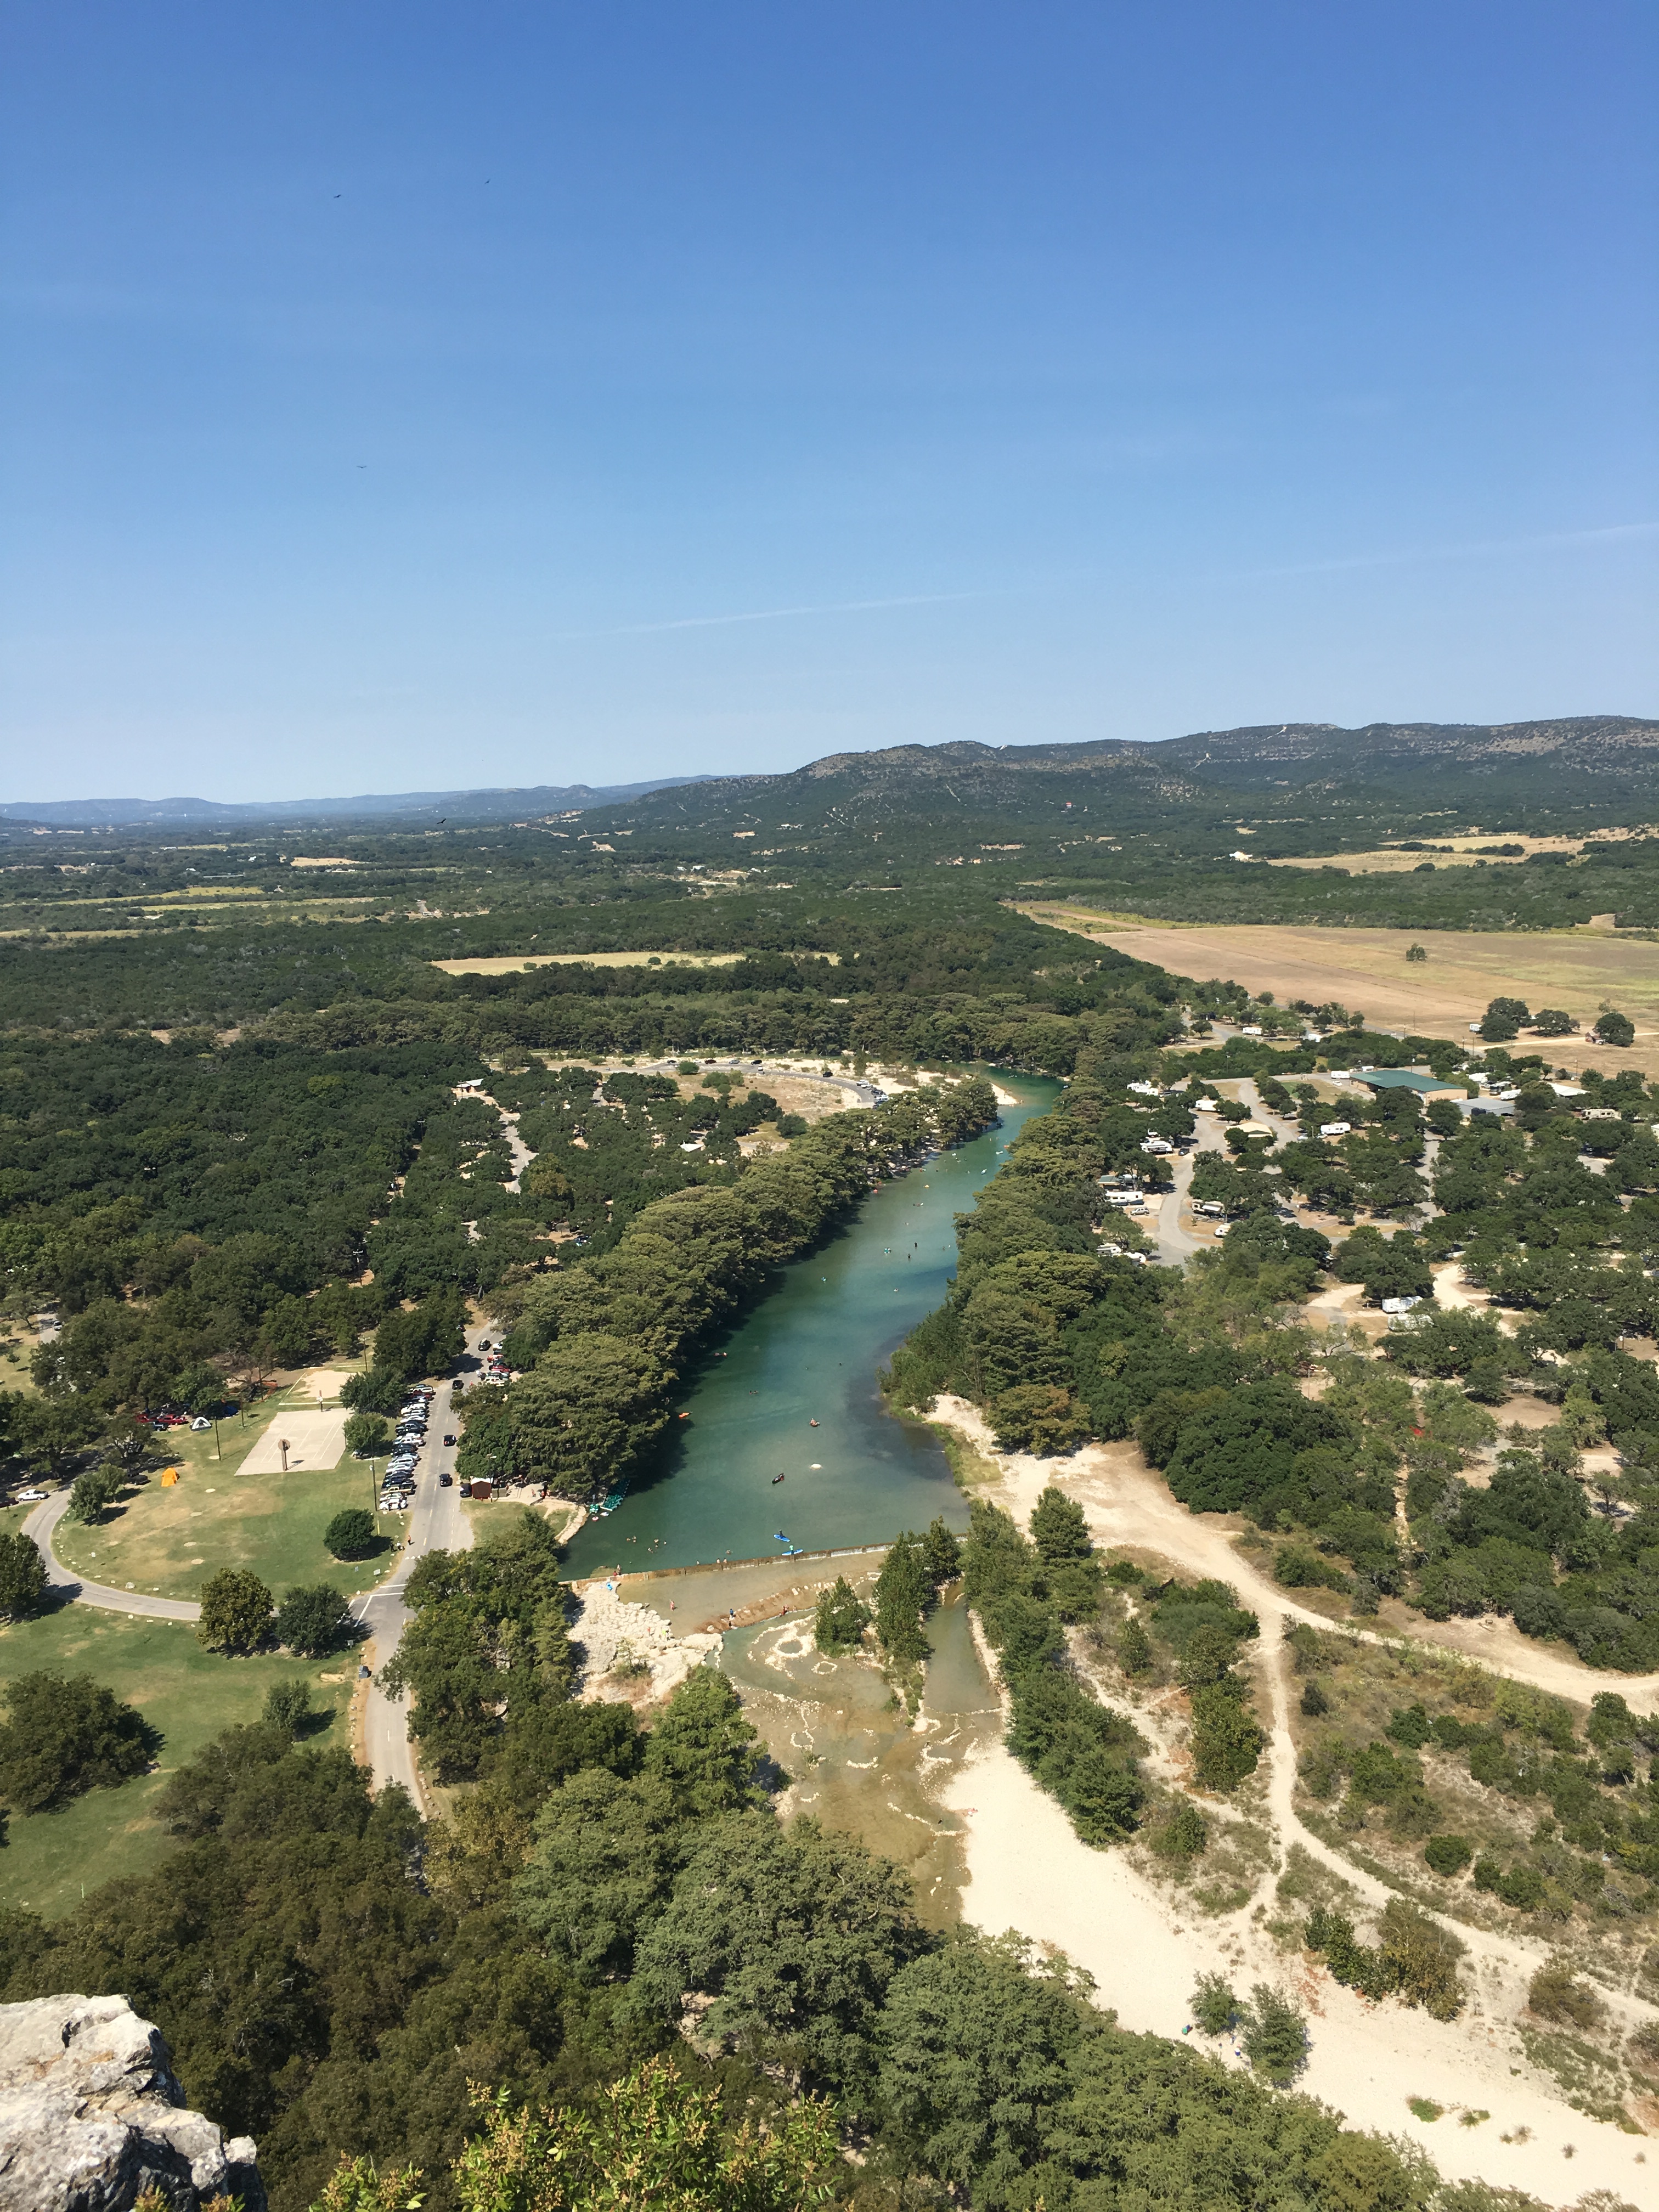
[22,1487,200,1621]
[21,1347,486,1809]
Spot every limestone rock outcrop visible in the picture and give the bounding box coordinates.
[0,1993,266,2212]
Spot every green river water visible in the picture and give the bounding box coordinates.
[561,1072,1059,1578]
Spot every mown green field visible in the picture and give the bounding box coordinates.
[50,1380,401,1603]
[0,1604,355,1921]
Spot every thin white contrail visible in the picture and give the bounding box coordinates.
[571,590,985,639]
[1242,521,1658,582]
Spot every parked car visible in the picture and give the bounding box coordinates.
[14,1487,47,1504]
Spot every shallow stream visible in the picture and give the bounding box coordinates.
[724,1584,1002,1926]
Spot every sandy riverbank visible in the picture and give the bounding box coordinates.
[924,1396,1659,2197]
[939,1731,1652,2199]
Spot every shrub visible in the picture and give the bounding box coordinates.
[1527,1961,1605,2030]
[1118,1617,1152,1676]
[1274,1544,1350,1594]
[262,1679,315,1736]
[1376,1899,1465,2019]
[274,1582,354,1657]
[1424,1834,1474,1877]
[196,1567,274,1655]
[1306,1901,1464,2019]
[1190,1683,1265,1790]
[1498,1864,1544,1911]
[0,1530,47,1623]
[1190,1971,1238,2036]
[1240,1984,1309,2085]
[0,1672,157,1812]
[1300,1679,1330,1717]
[1385,1703,1433,1748]
[325,1507,380,1560]
[813,1576,871,1654]
[1151,1802,1208,1861]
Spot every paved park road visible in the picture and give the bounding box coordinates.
[22,1353,481,1809]
[349,1347,477,1808]
[22,1487,201,1621]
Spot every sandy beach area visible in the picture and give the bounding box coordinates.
[925,1397,1659,2200]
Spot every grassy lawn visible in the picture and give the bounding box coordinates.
[51,1371,402,1603]
[0,1602,356,1921]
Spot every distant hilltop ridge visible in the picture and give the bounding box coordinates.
[0,773,712,829]
[591,715,1659,831]
[4,716,1655,830]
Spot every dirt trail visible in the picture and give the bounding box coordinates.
[929,1398,1659,2191]
[932,1400,1659,1713]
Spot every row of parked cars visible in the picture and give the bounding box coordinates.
[379,1388,434,1511]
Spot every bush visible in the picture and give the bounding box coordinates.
[1190,1682,1265,1790]
[0,1671,157,1812]
[1299,1679,1330,1717]
[1306,1900,1464,2018]
[1424,1833,1474,1877]
[274,1582,354,1657]
[262,1679,315,1736]
[1190,1971,1238,2036]
[1151,1802,1208,1861]
[1274,1544,1350,1594]
[196,1567,274,1655]
[813,1576,871,1654]
[1527,1961,1605,2029]
[325,1507,380,1560]
[1118,1617,1152,1676]
[343,1410,391,1458]
[0,1530,47,1622]
[1240,1983,1309,2084]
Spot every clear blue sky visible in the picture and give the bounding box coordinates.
[2,3,1654,802]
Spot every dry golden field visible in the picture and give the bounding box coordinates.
[1026,907,1659,1075]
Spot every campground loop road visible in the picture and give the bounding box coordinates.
[20,1348,485,1810]
[22,1486,201,1621]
